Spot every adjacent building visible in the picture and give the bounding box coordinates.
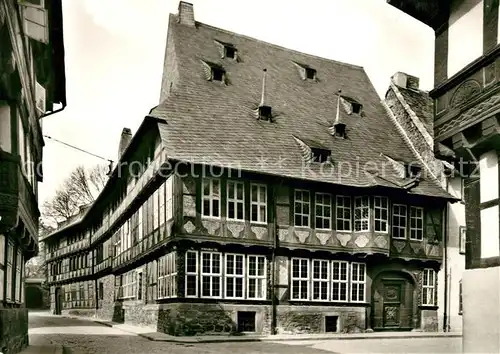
[42,2,457,336]
[388,0,500,351]
[0,0,66,352]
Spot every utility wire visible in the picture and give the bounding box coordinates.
[43,135,113,163]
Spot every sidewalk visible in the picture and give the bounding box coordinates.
[61,314,462,344]
[18,335,63,354]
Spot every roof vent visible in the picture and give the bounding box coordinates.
[311,148,331,163]
[330,90,346,138]
[340,95,363,115]
[257,68,273,121]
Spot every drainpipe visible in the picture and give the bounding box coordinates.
[442,185,449,332]
[271,182,278,335]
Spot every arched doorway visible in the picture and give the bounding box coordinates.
[54,287,62,315]
[371,271,417,331]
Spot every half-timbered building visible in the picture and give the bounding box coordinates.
[43,1,456,335]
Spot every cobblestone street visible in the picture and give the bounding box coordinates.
[28,312,461,354]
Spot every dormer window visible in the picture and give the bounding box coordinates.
[305,67,316,80]
[406,164,422,179]
[224,45,236,59]
[311,148,331,163]
[258,105,272,121]
[351,102,362,114]
[340,95,363,115]
[333,123,346,138]
[212,67,225,81]
[201,60,226,83]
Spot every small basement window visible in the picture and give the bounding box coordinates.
[305,67,316,80]
[224,45,236,59]
[311,148,331,163]
[258,105,272,121]
[237,311,256,332]
[211,67,225,82]
[325,316,338,333]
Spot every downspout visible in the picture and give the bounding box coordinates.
[271,178,284,335]
[271,182,278,335]
[40,104,67,119]
[443,183,449,332]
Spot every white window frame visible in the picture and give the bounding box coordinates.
[153,188,159,231]
[392,204,407,239]
[200,251,222,298]
[185,251,198,297]
[291,258,309,300]
[294,189,310,227]
[350,262,366,303]
[157,252,177,300]
[202,179,221,218]
[6,242,14,302]
[250,183,267,224]
[165,177,173,221]
[119,271,137,300]
[336,196,352,232]
[331,260,349,302]
[354,196,370,232]
[15,249,22,303]
[409,206,424,241]
[422,268,436,306]
[315,193,332,230]
[311,259,329,301]
[374,196,389,233]
[247,255,267,300]
[224,253,245,299]
[227,181,245,221]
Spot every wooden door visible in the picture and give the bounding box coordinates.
[382,282,403,328]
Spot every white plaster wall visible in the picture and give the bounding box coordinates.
[479,150,500,258]
[462,266,500,353]
[0,105,11,153]
[438,177,466,332]
[448,0,484,78]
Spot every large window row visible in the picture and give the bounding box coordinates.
[202,179,268,224]
[185,251,267,300]
[62,281,95,308]
[114,176,173,257]
[290,258,366,302]
[0,236,24,304]
[200,180,427,240]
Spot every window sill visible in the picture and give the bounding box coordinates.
[419,304,438,310]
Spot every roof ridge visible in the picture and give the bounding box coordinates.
[183,19,365,71]
[389,81,434,147]
[381,99,439,183]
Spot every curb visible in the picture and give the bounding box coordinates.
[62,315,462,344]
[136,332,462,343]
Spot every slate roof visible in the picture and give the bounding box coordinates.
[150,13,453,200]
[397,86,434,137]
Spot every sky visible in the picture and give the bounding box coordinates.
[39,0,434,207]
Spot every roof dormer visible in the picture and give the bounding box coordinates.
[340,95,363,115]
[293,136,331,164]
[201,60,227,84]
[214,40,238,61]
[292,61,317,81]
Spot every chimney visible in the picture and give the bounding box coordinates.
[391,72,420,90]
[118,128,132,160]
[178,1,195,27]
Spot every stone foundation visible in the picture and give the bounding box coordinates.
[276,305,365,334]
[0,307,29,354]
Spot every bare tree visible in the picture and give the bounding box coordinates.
[42,164,108,225]
[25,221,54,279]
